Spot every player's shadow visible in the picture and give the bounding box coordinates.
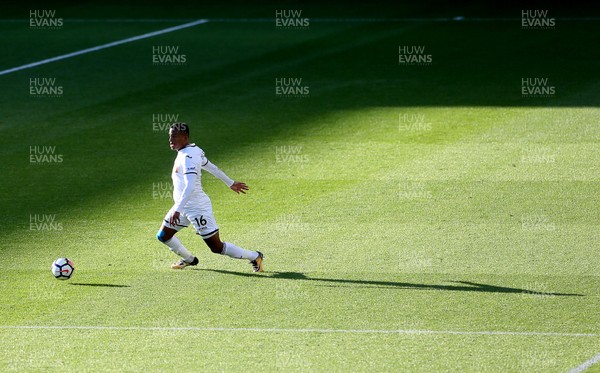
[69,283,131,288]
[200,269,583,297]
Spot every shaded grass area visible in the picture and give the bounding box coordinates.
[1,19,599,233]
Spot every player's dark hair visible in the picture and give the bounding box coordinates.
[170,122,189,136]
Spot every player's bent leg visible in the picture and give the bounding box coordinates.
[190,209,263,271]
[203,232,224,253]
[204,232,264,272]
[156,225,198,269]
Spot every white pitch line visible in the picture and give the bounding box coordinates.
[568,353,600,373]
[0,19,208,76]
[0,325,599,338]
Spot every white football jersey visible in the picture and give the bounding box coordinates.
[172,143,209,209]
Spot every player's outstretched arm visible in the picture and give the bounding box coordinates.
[202,159,248,194]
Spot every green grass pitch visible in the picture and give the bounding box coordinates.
[1,1,600,371]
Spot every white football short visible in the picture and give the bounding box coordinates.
[163,205,219,239]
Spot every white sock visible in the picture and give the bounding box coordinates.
[164,237,195,262]
[222,242,259,261]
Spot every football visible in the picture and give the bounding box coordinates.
[51,258,74,280]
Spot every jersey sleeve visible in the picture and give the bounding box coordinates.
[171,152,199,212]
[201,158,234,187]
[172,172,197,212]
[199,150,209,167]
